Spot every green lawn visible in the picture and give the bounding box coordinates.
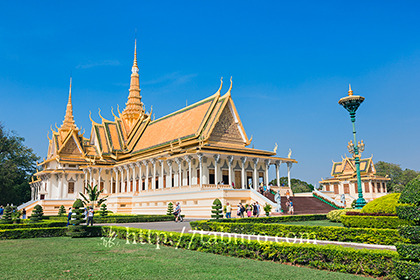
[280,219,344,227]
[0,237,366,280]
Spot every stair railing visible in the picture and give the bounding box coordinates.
[312,190,345,209]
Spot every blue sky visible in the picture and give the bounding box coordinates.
[1,1,419,186]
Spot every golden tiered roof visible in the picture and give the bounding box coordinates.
[36,41,296,174]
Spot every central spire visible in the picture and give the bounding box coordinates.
[61,77,77,131]
[121,40,145,131]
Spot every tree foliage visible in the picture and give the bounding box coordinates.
[58,205,66,217]
[0,123,39,205]
[100,203,108,218]
[269,177,314,193]
[167,202,174,215]
[0,205,13,224]
[79,184,107,208]
[375,161,420,192]
[211,199,223,219]
[30,204,44,223]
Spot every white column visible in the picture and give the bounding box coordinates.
[58,174,63,199]
[89,168,93,187]
[197,154,203,187]
[185,155,192,186]
[287,162,292,189]
[241,157,247,189]
[110,169,114,194]
[136,162,142,191]
[227,155,233,188]
[151,159,156,190]
[167,160,173,188]
[83,171,87,192]
[275,160,281,187]
[98,168,102,191]
[176,158,182,187]
[115,168,119,194]
[264,159,270,186]
[119,167,124,193]
[145,161,149,190]
[131,164,136,191]
[159,160,164,188]
[214,154,220,186]
[253,158,259,189]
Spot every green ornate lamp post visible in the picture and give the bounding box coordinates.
[339,85,366,209]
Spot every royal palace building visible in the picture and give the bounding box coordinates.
[25,42,297,217]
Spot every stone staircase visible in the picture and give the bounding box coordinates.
[264,192,336,214]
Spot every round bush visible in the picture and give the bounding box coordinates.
[399,178,420,206]
[327,209,350,222]
[361,193,401,214]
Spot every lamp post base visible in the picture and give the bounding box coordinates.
[354,197,367,209]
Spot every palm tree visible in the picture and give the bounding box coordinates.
[79,183,108,209]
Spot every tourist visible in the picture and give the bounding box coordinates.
[246,204,252,217]
[83,208,87,221]
[255,201,261,217]
[232,182,235,188]
[252,203,258,217]
[286,190,290,200]
[267,185,271,193]
[225,202,231,218]
[237,203,244,218]
[0,205,4,218]
[285,199,290,214]
[67,207,72,226]
[174,202,181,222]
[288,199,294,215]
[86,207,94,226]
[263,185,267,192]
[22,208,26,219]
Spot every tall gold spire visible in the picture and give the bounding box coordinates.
[61,77,77,131]
[121,40,144,131]
[348,84,353,96]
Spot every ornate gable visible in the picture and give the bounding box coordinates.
[59,133,83,156]
[209,104,244,145]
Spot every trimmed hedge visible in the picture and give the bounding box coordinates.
[215,214,327,224]
[346,211,397,216]
[394,260,420,280]
[341,215,413,229]
[396,204,420,223]
[326,209,352,222]
[0,221,67,229]
[104,226,397,277]
[0,227,67,239]
[399,226,420,244]
[361,193,400,214]
[190,220,406,245]
[93,215,176,224]
[0,226,102,240]
[396,243,420,261]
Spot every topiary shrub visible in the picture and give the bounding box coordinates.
[326,209,356,222]
[0,206,13,224]
[58,205,66,217]
[361,193,400,214]
[211,199,222,219]
[30,205,44,223]
[100,204,108,218]
[399,178,420,206]
[166,202,174,216]
[67,199,87,238]
[395,178,420,279]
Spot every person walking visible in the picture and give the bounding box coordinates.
[0,205,4,218]
[174,202,182,222]
[252,203,258,217]
[288,199,294,215]
[86,207,94,226]
[67,207,72,226]
[255,201,261,217]
[22,208,26,219]
[246,204,252,217]
[238,203,245,218]
[225,202,232,218]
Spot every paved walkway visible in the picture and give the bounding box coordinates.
[98,220,396,251]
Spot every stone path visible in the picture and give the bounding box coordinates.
[98,220,396,251]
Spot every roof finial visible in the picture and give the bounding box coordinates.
[132,39,138,73]
[61,77,77,130]
[226,76,233,94]
[348,84,353,96]
[217,77,223,94]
